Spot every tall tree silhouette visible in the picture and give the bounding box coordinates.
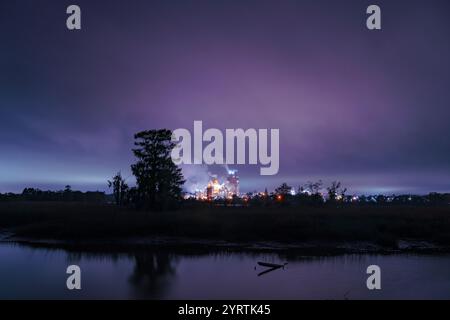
[108,172,129,206]
[131,129,185,210]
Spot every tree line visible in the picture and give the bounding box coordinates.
[2,129,449,209]
[0,185,105,203]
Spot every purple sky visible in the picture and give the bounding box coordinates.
[1,0,449,194]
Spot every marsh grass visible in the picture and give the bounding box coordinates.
[0,202,449,246]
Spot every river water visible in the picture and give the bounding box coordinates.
[1,243,449,299]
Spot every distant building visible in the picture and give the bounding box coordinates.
[225,170,239,197]
[206,185,213,200]
[197,170,240,200]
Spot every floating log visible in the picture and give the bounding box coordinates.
[257,262,286,268]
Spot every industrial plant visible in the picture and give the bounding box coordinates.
[186,170,240,201]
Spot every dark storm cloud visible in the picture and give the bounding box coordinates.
[0,0,449,193]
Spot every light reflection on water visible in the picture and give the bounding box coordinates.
[0,243,450,299]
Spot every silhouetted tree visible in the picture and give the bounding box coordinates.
[275,183,292,196]
[63,185,73,201]
[108,172,129,206]
[274,183,292,204]
[304,180,323,195]
[427,192,447,205]
[327,181,347,203]
[376,194,387,204]
[125,187,138,205]
[131,129,185,210]
[297,180,324,206]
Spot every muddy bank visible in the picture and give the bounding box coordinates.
[2,232,449,256]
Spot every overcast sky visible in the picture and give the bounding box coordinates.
[1,0,449,194]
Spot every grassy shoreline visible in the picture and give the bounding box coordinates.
[1,202,450,250]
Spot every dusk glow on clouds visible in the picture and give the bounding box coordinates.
[0,0,449,194]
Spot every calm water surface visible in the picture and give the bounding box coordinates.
[1,243,449,299]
